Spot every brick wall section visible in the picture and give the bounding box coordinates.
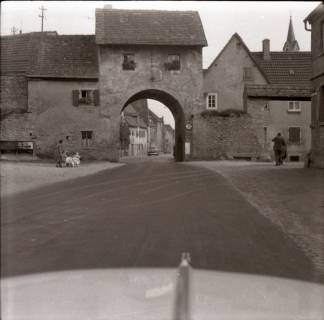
[192,114,262,160]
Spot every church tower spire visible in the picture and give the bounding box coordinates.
[283,16,300,52]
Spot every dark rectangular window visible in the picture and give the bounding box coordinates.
[288,127,301,144]
[79,90,92,105]
[243,67,253,81]
[81,131,93,147]
[123,54,136,70]
[166,54,180,71]
[319,86,324,123]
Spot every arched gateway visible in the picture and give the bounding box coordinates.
[96,8,207,161]
[122,90,185,161]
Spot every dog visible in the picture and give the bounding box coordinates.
[65,152,81,168]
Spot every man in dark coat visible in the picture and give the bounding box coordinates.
[120,120,130,156]
[54,139,64,167]
[272,133,286,166]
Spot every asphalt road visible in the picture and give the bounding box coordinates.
[1,156,322,283]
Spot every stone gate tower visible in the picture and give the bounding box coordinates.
[95,8,207,161]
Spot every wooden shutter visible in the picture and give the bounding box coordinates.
[72,90,79,106]
[93,90,99,106]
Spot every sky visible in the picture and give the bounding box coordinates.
[1,1,319,128]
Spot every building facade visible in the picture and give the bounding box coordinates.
[1,8,207,162]
[201,22,312,161]
[163,124,175,154]
[304,3,324,168]
[122,105,148,157]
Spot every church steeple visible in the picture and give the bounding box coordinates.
[283,16,300,52]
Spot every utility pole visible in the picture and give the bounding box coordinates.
[39,6,47,32]
[11,26,18,35]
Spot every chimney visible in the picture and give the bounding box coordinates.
[104,4,112,9]
[262,39,270,60]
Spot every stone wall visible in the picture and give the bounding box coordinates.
[310,76,324,168]
[0,76,35,143]
[98,45,205,161]
[0,76,28,116]
[28,79,118,160]
[192,113,262,160]
[309,12,324,168]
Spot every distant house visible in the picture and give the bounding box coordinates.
[202,18,312,161]
[0,32,103,160]
[163,124,175,154]
[122,105,148,157]
[148,109,164,153]
[304,3,324,168]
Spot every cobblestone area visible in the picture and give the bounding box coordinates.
[188,161,324,278]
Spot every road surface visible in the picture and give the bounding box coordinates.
[1,156,322,283]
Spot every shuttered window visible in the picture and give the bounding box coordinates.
[72,90,99,106]
[288,127,301,144]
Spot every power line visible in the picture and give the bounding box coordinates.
[39,5,47,32]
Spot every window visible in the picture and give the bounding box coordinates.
[288,101,301,112]
[123,54,136,70]
[79,90,92,105]
[288,127,301,144]
[81,131,93,147]
[165,54,180,71]
[72,90,99,106]
[206,93,218,109]
[320,86,324,123]
[243,67,253,81]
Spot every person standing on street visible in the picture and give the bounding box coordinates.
[54,139,64,167]
[272,133,286,166]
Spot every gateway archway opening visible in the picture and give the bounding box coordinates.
[121,89,185,162]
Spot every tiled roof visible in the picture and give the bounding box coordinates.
[251,52,312,87]
[124,104,148,128]
[1,32,98,78]
[1,32,47,75]
[95,9,207,46]
[148,109,163,124]
[304,3,324,23]
[245,84,313,99]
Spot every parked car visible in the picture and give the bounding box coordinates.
[147,147,159,156]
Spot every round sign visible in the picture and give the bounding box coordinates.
[186,123,192,130]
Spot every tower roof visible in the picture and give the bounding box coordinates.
[283,16,300,52]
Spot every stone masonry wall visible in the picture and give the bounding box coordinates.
[28,79,118,160]
[99,45,205,161]
[192,113,262,160]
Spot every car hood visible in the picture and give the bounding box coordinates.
[1,268,323,320]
